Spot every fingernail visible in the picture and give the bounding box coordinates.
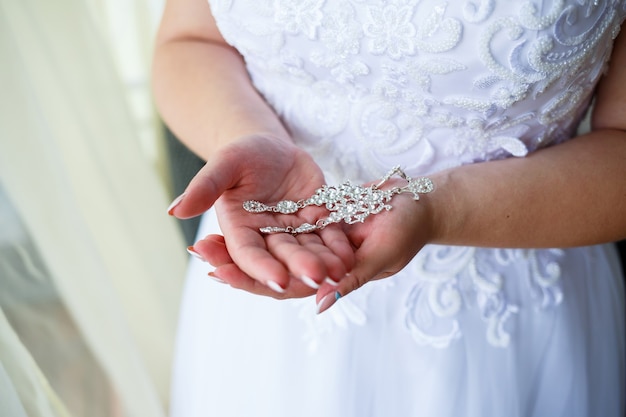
[208,272,227,284]
[300,275,320,289]
[186,246,206,262]
[325,277,340,286]
[266,280,286,293]
[167,193,185,215]
[316,291,342,314]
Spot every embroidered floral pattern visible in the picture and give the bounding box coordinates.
[310,3,369,83]
[404,246,564,348]
[274,0,325,39]
[363,4,418,59]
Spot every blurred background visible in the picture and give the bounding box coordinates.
[0,0,198,415]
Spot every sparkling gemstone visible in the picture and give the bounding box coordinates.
[260,226,286,234]
[243,201,267,213]
[295,223,317,233]
[328,212,342,221]
[409,178,434,194]
[276,200,298,214]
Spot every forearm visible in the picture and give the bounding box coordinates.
[152,39,290,160]
[428,130,626,248]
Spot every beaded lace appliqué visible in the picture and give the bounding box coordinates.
[404,246,564,348]
[210,0,623,172]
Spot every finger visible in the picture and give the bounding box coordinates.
[213,263,316,299]
[318,225,356,273]
[315,237,395,313]
[264,233,327,284]
[213,263,285,298]
[167,150,242,219]
[187,220,295,290]
[296,231,351,284]
[340,238,399,295]
[265,232,347,288]
[192,234,233,266]
[224,222,301,291]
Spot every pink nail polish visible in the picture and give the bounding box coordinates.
[266,280,286,293]
[300,275,320,289]
[187,246,206,262]
[167,193,186,215]
[316,291,342,314]
[208,272,227,284]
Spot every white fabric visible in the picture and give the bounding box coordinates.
[171,1,626,416]
[0,0,185,415]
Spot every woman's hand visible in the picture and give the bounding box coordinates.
[313,180,436,313]
[169,134,355,297]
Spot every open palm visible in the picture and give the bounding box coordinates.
[173,135,355,297]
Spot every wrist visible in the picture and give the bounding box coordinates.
[421,169,462,246]
[213,124,292,151]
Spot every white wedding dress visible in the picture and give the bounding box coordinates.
[170,1,626,416]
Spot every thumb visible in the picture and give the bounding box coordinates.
[167,151,242,219]
[315,238,395,314]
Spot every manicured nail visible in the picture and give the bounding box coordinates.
[266,280,286,293]
[208,272,227,284]
[325,277,340,286]
[167,193,185,215]
[186,246,206,262]
[316,291,342,314]
[300,275,320,289]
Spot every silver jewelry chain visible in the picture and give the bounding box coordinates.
[243,166,434,235]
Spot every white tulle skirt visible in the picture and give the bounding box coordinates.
[170,210,625,417]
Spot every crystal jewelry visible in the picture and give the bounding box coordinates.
[242,166,434,235]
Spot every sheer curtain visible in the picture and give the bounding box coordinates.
[0,0,186,416]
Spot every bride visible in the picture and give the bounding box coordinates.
[153,1,626,416]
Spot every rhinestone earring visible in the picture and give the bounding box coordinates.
[243,166,434,235]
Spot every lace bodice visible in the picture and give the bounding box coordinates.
[209,0,624,181]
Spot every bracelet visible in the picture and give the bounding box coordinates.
[243,166,434,235]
